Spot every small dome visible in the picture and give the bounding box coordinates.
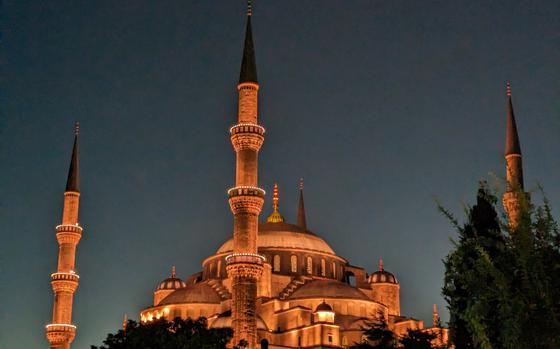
[159,282,222,305]
[315,301,333,312]
[289,280,370,300]
[369,270,398,284]
[156,266,186,291]
[369,259,398,284]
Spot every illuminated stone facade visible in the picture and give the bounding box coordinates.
[139,5,448,349]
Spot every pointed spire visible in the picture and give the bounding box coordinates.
[505,82,521,156]
[239,1,258,84]
[65,122,80,192]
[378,257,384,271]
[267,182,284,223]
[122,313,128,333]
[432,304,439,327]
[171,265,176,278]
[297,178,307,230]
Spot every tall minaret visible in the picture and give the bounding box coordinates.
[46,123,83,349]
[225,2,266,348]
[502,82,525,229]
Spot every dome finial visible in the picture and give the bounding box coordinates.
[74,121,80,136]
[171,265,176,278]
[379,257,384,271]
[506,81,512,97]
[267,182,284,223]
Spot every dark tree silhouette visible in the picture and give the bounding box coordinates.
[91,317,232,349]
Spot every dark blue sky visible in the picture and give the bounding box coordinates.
[1,1,559,348]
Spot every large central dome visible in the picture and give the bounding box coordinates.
[216,222,336,255]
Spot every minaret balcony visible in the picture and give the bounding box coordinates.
[227,186,265,215]
[226,253,265,279]
[56,224,83,244]
[45,323,76,344]
[230,123,265,152]
[51,272,79,293]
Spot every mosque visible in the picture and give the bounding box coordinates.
[45,2,532,349]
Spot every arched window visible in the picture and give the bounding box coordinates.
[342,336,348,348]
[273,255,281,272]
[217,260,222,277]
[332,262,337,279]
[209,263,214,277]
[306,256,313,274]
[321,258,326,276]
[298,336,302,347]
[260,339,269,349]
[291,255,298,273]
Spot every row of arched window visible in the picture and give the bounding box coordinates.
[205,254,341,279]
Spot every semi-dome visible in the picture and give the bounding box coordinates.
[216,222,336,255]
[156,266,186,291]
[289,280,370,300]
[159,282,221,305]
[369,259,398,284]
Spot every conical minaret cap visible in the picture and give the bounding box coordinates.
[65,122,80,192]
[297,178,307,230]
[505,82,521,156]
[239,1,258,84]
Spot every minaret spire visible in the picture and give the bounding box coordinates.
[297,178,307,230]
[46,124,84,349]
[65,122,80,192]
[378,257,384,271]
[502,82,526,229]
[433,304,439,327]
[239,0,257,84]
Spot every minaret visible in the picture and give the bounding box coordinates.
[46,123,83,349]
[502,82,525,229]
[225,2,266,348]
[433,304,439,327]
[297,178,307,230]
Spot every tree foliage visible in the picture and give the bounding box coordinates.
[352,312,396,349]
[91,317,232,349]
[442,183,560,349]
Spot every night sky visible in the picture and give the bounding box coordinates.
[2,1,559,348]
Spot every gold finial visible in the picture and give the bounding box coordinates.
[74,122,80,136]
[267,182,284,223]
[273,182,279,210]
[299,177,304,191]
[247,0,252,16]
[506,81,512,97]
[379,257,384,271]
[432,304,439,327]
[171,265,176,278]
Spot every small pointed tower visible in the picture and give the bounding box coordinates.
[226,1,266,347]
[502,82,526,229]
[46,123,83,349]
[433,304,439,327]
[368,258,400,316]
[297,178,307,230]
[267,183,284,223]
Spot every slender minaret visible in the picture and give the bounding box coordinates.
[225,2,266,348]
[502,82,525,229]
[46,123,83,349]
[433,304,439,327]
[297,178,307,230]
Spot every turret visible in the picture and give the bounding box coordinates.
[368,258,400,316]
[153,266,186,306]
[502,82,527,229]
[46,123,83,349]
